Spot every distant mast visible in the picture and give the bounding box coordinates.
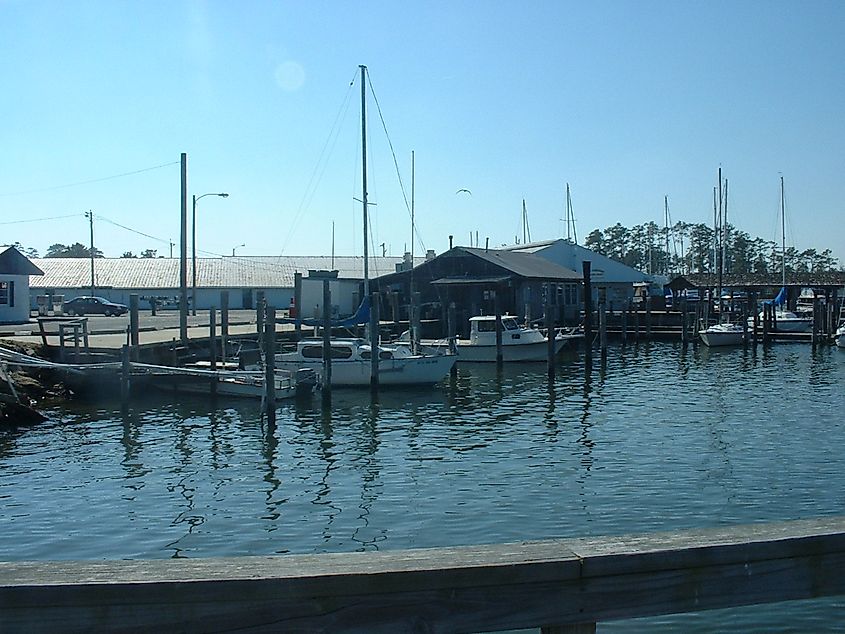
[563,183,577,244]
[780,175,786,288]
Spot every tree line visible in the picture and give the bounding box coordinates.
[584,222,841,277]
[6,242,161,258]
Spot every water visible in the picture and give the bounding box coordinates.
[2,342,844,631]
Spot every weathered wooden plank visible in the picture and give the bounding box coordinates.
[1,517,844,633]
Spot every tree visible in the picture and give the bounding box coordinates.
[45,243,104,258]
[140,249,158,258]
[5,241,39,258]
[121,251,137,258]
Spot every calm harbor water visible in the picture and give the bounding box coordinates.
[2,341,844,631]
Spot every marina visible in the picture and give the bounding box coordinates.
[1,341,844,631]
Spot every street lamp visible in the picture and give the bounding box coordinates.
[192,192,229,315]
[232,243,245,256]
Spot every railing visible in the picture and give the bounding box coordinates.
[1,517,844,633]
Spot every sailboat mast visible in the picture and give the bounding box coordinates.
[360,64,369,297]
[410,151,415,349]
[780,175,786,288]
[717,168,723,302]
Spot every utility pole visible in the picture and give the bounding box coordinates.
[86,210,95,295]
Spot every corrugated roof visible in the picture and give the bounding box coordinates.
[29,256,422,289]
[455,247,582,281]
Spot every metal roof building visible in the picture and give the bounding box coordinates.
[28,255,423,311]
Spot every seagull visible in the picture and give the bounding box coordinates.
[456,188,472,196]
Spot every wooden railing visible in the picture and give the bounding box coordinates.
[2,517,844,633]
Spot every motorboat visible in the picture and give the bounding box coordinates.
[835,324,845,349]
[150,366,317,400]
[747,308,813,333]
[399,315,583,362]
[700,322,745,347]
[274,338,456,387]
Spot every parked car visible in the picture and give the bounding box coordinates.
[62,296,128,317]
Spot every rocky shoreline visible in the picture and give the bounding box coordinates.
[0,341,68,424]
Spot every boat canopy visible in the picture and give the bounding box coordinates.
[278,296,370,328]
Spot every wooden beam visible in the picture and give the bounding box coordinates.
[1,517,844,633]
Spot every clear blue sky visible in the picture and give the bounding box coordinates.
[2,0,844,264]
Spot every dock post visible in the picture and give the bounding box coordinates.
[256,291,265,337]
[750,291,758,346]
[621,304,628,344]
[294,272,302,340]
[209,307,218,370]
[680,297,688,345]
[412,291,422,353]
[370,292,380,392]
[545,286,555,378]
[120,344,130,407]
[599,302,607,357]
[494,290,503,367]
[448,301,458,376]
[264,306,276,424]
[322,279,332,400]
[582,261,593,356]
[221,290,229,365]
[645,295,652,340]
[129,294,139,359]
[812,297,820,346]
[391,290,399,333]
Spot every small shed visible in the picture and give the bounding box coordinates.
[0,246,43,324]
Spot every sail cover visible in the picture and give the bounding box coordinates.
[277,296,370,328]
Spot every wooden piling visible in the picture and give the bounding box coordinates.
[448,301,457,377]
[264,306,276,423]
[545,288,555,377]
[221,291,229,364]
[680,298,688,345]
[645,295,652,340]
[129,294,139,359]
[120,344,130,406]
[370,292,380,392]
[582,261,592,354]
[256,291,265,337]
[494,291,503,367]
[621,305,628,344]
[599,302,607,356]
[209,308,217,371]
[293,272,302,340]
[322,279,332,399]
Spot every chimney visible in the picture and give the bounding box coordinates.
[425,249,435,261]
[449,234,453,249]
[485,237,489,251]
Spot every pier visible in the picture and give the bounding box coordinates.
[1,517,844,632]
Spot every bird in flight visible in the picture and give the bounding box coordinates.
[456,188,472,196]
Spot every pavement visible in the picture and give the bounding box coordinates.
[0,310,296,350]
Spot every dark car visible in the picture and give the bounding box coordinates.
[62,296,128,317]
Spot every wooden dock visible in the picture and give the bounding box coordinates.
[1,516,844,633]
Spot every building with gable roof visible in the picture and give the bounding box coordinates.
[0,246,43,324]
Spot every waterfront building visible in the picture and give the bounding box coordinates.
[0,246,43,324]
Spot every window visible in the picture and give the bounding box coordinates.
[301,345,353,359]
[0,282,8,306]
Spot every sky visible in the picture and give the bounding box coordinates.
[2,0,844,265]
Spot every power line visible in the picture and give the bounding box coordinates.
[0,213,81,225]
[94,213,171,245]
[0,161,179,197]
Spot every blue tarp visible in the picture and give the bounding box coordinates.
[278,296,371,328]
[763,287,787,306]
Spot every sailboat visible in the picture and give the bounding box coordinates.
[747,176,813,334]
[275,66,456,387]
[700,169,745,347]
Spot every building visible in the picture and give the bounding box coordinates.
[371,246,583,336]
[505,239,650,308]
[28,255,421,313]
[0,246,43,324]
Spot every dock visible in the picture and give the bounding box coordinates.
[1,516,844,633]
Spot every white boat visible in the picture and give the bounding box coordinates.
[700,322,745,347]
[399,315,583,362]
[835,324,845,349]
[275,338,456,386]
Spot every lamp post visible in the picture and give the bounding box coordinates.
[192,192,229,315]
[232,243,245,257]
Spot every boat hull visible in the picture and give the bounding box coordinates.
[452,336,571,362]
[275,355,456,387]
[836,326,845,349]
[700,326,745,347]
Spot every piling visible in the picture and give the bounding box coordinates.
[812,297,820,345]
[545,289,555,378]
[294,272,302,340]
[750,291,758,346]
[322,279,332,400]
[209,307,218,397]
[221,291,229,364]
[494,291,503,367]
[599,302,607,357]
[256,291,265,337]
[370,292,380,392]
[621,305,628,344]
[448,302,457,377]
[129,294,139,359]
[645,296,652,340]
[120,344,130,406]
[264,306,276,423]
[582,261,592,355]
[680,298,688,345]
[412,291,422,353]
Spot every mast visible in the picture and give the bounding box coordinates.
[664,195,670,275]
[780,175,786,288]
[717,168,722,304]
[360,64,369,297]
[410,150,416,351]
